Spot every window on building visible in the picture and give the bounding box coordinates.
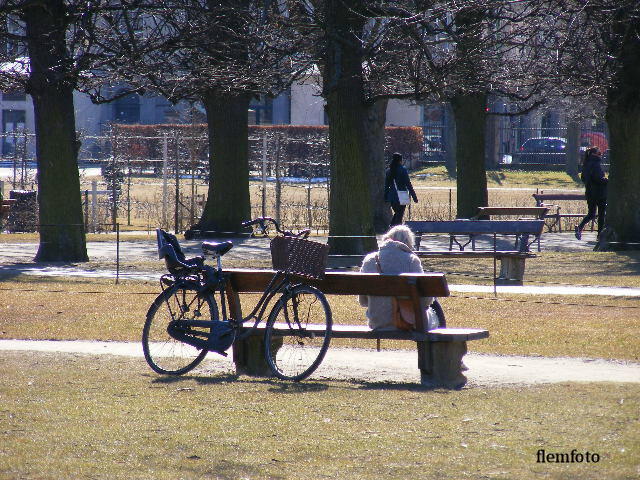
[113,92,141,124]
[2,109,26,156]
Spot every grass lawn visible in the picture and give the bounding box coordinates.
[1,168,639,479]
[1,352,638,480]
[1,243,639,362]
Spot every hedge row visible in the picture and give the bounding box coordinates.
[111,124,423,177]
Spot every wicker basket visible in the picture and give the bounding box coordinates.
[270,236,328,279]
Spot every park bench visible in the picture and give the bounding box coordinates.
[405,220,545,285]
[471,206,549,251]
[532,192,593,232]
[224,269,488,388]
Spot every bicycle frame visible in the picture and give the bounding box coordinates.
[156,217,316,343]
[162,261,299,341]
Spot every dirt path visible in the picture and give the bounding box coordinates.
[1,339,638,387]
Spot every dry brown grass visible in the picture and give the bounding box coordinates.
[1,351,638,480]
[0,266,638,361]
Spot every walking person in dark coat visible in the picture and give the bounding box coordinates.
[384,153,418,227]
[575,146,608,239]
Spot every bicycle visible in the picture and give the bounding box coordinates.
[142,217,332,381]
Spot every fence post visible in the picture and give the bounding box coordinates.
[91,180,98,233]
[115,223,120,285]
[83,190,89,233]
[449,188,452,220]
[174,134,180,233]
[274,135,281,225]
[262,133,267,218]
[126,160,132,226]
[162,133,168,229]
[307,179,312,229]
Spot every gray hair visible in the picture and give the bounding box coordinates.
[382,225,415,249]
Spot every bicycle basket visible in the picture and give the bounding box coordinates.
[270,236,329,280]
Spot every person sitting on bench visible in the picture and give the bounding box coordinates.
[358,225,439,331]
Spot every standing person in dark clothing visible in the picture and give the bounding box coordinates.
[575,146,608,239]
[384,152,418,227]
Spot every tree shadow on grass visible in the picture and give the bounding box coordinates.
[151,373,240,386]
[150,372,461,393]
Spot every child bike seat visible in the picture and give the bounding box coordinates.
[156,228,203,274]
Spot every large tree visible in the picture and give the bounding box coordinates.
[0,0,158,260]
[389,0,551,218]
[551,1,640,250]
[105,0,304,237]
[319,0,377,254]
[0,1,90,261]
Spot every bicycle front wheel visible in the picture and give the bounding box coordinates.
[264,285,332,381]
[142,284,218,375]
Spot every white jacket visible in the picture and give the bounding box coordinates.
[358,239,436,331]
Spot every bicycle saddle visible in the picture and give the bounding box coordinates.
[202,241,233,256]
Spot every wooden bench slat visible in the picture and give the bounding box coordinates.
[533,193,585,202]
[474,206,549,219]
[405,220,545,236]
[242,323,489,342]
[226,269,450,297]
[415,250,535,259]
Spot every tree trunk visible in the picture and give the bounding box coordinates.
[363,98,391,233]
[596,11,640,251]
[24,1,88,262]
[597,101,640,250]
[192,91,252,237]
[450,92,489,219]
[323,0,377,255]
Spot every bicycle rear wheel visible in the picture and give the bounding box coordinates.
[142,284,218,375]
[431,299,446,328]
[264,285,332,381]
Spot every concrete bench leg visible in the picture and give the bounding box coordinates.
[418,340,467,389]
[233,336,283,377]
[497,256,526,286]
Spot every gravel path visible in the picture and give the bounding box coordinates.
[1,339,638,387]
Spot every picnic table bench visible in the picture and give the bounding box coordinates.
[405,220,545,285]
[472,206,549,220]
[472,207,548,250]
[532,193,592,232]
[224,269,488,388]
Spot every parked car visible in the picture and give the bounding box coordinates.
[515,137,567,164]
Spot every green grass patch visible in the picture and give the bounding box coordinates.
[0,352,637,479]
[411,165,584,189]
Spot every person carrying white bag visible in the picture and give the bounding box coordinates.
[384,152,418,227]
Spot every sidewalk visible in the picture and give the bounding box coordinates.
[1,231,637,297]
[1,339,638,387]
